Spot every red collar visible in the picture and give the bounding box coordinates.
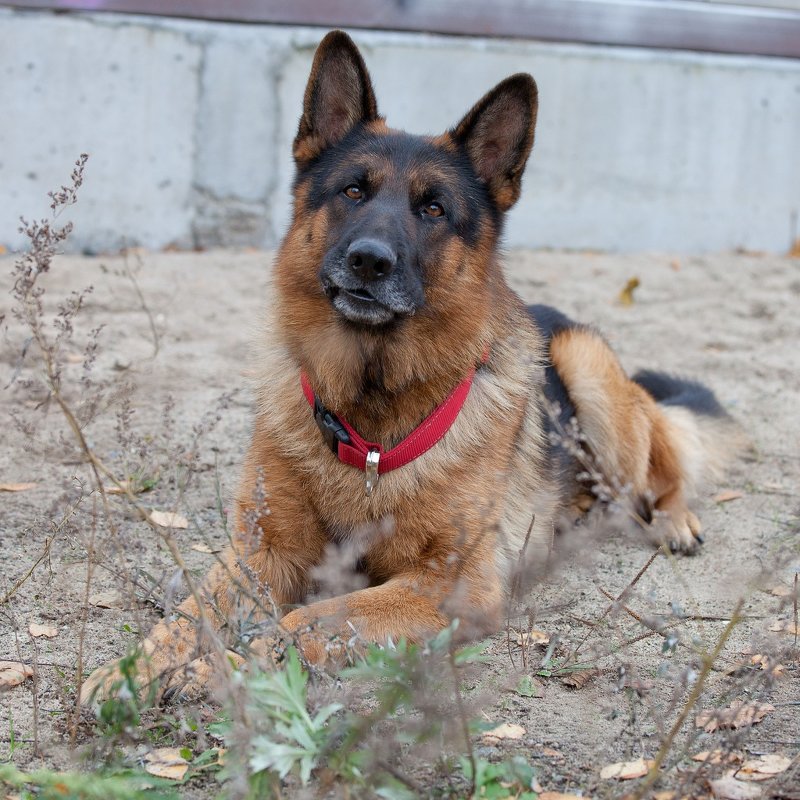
[300,355,485,494]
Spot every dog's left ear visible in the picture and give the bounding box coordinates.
[293,30,379,167]
[451,74,538,212]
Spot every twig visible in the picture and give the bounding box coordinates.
[569,550,659,662]
[375,759,424,794]
[506,513,535,671]
[449,648,476,798]
[631,598,744,799]
[121,248,160,358]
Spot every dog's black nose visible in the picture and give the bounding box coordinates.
[346,239,396,281]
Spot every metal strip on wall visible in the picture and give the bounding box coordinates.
[3,0,800,59]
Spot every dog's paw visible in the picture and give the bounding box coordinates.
[646,508,703,555]
[160,649,245,705]
[79,655,154,709]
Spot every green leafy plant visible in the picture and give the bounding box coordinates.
[0,762,178,800]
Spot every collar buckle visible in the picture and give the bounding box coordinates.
[313,397,351,455]
[365,449,380,496]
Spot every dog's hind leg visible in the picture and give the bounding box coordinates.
[548,327,714,553]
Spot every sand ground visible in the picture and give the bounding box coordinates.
[1,247,798,798]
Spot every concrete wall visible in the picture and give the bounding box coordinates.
[2,8,799,254]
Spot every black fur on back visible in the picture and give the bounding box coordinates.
[526,304,581,484]
[631,369,728,418]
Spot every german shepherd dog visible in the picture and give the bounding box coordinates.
[83,31,740,702]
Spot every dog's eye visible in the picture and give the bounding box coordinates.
[343,184,363,201]
[422,202,444,218]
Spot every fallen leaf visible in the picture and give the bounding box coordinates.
[600,757,654,780]
[695,700,775,733]
[710,773,762,799]
[713,490,743,504]
[149,510,188,529]
[768,619,800,636]
[541,746,564,759]
[618,277,640,306]
[144,747,189,781]
[0,482,37,492]
[768,584,794,598]
[669,259,681,272]
[65,352,84,364]
[0,661,34,688]
[561,667,600,689]
[191,542,221,554]
[88,590,126,609]
[482,722,525,741]
[28,623,58,638]
[749,654,786,677]
[693,750,744,765]
[736,754,792,782]
[516,628,550,646]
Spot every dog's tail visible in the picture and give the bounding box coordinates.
[632,369,747,492]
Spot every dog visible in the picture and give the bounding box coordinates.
[82,30,740,704]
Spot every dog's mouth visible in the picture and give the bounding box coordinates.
[342,287,377,303]
[324,282,404,327]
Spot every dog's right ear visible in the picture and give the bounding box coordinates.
[293,31,379,167]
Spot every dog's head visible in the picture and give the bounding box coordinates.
[276,31,537,390]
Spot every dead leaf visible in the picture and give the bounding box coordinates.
[749,654,786,677]
[0,661,34,688]
[736,754,792,782]
[88,590,126,609]
[149,510,188,529]
[482,722,525,741]
[143,747,189,781]
[695,700,775,733]
[561,667,600,689]
[28,623,58,638]
[669,259,681,272]
[191,542,220,554]
[618,277,640,306]
[710,773,762,799]
[693,750,744,765]
[768,619,800,636]
[0,482,37,492]
[600,757,654,780]
[516,629,550,646]
[541,746,564,760]
[65,352,84,364]
[215,747,226,765]
[768,584,794,598]
[713,490,743,504]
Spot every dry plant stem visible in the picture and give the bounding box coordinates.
[375,759,424,794]
[506,513,535,670]
[794,571,798,648]
[29,633,41,756]
[570,550,659,662]
[448,648,477,798]
[122,248,159,357]
[1,537,53,606]
[631,598,744,799]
